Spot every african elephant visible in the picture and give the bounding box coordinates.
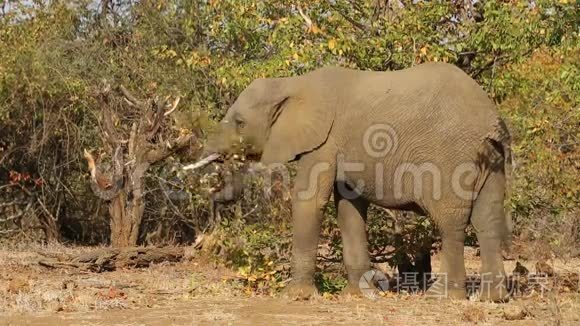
[201,62,512,301]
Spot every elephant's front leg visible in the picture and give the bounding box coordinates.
[334,183,371,296]
[283,154,335,299]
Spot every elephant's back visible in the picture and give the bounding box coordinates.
[326,64,505,211]
[332,63,502,196]
[333,63,501,156]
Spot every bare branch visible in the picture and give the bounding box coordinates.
[128,122,138,158]
[83,149,97,181]
[164,97,181,116]
[101,109,128,145]
[326,0,369,31]
[99,0,112,26]
[1,0,8,17]
[146,95,180,140]
[146,97,167,140]
[118,85,147,109]
[183,153,221,171]
[145,134,194,163]
[36,196,57,224]
[84,146,124,200]
[96,87,127,147]
[0,201,33,224]
[297,5,313,30]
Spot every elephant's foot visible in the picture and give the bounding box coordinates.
[425,277,466,300]
[280,281,318,300]
[479,274,510,303]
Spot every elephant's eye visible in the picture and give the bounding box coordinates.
[235,117,246,129]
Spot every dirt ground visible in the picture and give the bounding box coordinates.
[0,244,579,325]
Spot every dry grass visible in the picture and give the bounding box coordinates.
[0,243,579,325]
[0,242,235,314]
[462,305,486,324]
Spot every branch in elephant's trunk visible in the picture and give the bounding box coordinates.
[182,153,221,171]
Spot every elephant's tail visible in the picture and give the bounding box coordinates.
[479,118,514,247]
[497,119,514,241]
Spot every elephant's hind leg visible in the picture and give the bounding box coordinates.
[426,206,470,300]
[334,183,371,296]
[471,169,510,302]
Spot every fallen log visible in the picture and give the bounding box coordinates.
[37,247,185,272]
[115,247,185,268]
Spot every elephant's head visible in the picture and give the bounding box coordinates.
[202,74,335,165]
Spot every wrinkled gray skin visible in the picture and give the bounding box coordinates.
[206,63,512,301]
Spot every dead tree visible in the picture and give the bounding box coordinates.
[84,84,194,247]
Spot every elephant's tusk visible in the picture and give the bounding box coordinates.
[183,153,221,171]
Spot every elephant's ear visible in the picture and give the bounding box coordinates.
[261,77,335,165]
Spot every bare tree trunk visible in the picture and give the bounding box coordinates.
[85,84,194,247]
[109,193,128,247]
[108,191,145,247]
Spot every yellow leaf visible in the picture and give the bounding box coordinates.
[292,53,299,60]
[322,292,333,299]
[420,46,428,56]
[328,39,336,50]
